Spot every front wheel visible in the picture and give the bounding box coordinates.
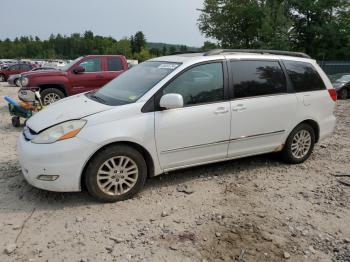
[0,74,5,82]
[41,88,65,105]
[15,78,21,87]
[280,124,315,164]
[84,145,147,202]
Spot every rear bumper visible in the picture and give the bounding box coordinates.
[319,115,336,141]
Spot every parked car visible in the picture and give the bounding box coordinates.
[0,63,34,82]
[19,55,128,105]
[8,67,57,86]
[18,50,337,202]
[332,74,350,99]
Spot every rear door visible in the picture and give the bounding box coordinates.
[155,61,231,170]
[68,57,104,94]
[228,60,298,157]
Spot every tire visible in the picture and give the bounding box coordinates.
[11,116,20,127]
[0,74,5,82]
[14,78,21,87]
[338,88,348,100]
[40,88,65,105]
[280,123,315,164]
[84,144,147,202]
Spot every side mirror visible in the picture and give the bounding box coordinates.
[73,66,85,74]
[159,93,184,110]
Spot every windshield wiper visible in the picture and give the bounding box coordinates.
[89,93,106,104]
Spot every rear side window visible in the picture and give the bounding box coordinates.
[107,57,123,71]
[283,60,326,92]
[231,60,286,99]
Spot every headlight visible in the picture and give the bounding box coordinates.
[31,120,86,144]
[21,77,29,87]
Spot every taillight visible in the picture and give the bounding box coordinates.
[328,88,337,102]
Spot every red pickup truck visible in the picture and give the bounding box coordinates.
[19,55,128,105]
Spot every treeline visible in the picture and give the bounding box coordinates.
[0,31,191,61]
[199,0,350,60]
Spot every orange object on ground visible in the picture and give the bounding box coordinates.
[19,102,35,110]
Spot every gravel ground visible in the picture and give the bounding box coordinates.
[0,82,349,262]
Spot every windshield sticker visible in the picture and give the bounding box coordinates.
[129,95,137,101]
[158,64,179,70]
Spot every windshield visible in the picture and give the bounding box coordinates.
[89,61,180,105]
[337,75,350,82]
[60,57,82,71]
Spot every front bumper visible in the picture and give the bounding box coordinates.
[17,133,98,192]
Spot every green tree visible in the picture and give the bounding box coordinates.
[150,48,161,56]
[202,41,218,50]
[198,0,264,48]
[162,45,167,55]
[169,46,176,54]
[198,0,350,59]
[179,45,188,53]
[259,0,291,50]
[131,31,146,54]
[133,48,151,62]
[288,0,350,59]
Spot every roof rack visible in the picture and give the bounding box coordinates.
[203,49,311,59]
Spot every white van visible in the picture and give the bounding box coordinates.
[18,50,337,202]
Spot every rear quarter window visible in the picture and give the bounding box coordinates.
[283,60,326,92]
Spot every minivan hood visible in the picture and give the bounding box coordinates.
[27,93,112,133]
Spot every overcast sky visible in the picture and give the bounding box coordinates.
[1,0,208,47]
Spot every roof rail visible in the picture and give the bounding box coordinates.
[203,49,311,59]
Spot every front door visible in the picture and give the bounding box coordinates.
[69,57,105,94]
[155,62,231,170]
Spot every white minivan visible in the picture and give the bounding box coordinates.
[17,50,337,202]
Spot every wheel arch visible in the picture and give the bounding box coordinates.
[292,119,320,143]
[38,83,68,97]
[80,141,155,190]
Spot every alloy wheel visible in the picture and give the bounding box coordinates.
[96,156,139,196]
[43,93,61,105]
[291,129,312,159]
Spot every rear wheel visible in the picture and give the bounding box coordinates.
[41,88,65,105]
[338,88,348,100]
[280,124,315,164]
[0,74,5,82]
[84,145,147,202]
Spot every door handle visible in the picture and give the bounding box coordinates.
[96,75,104,79]
[232,104,247,112]
[214,107,229,115]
